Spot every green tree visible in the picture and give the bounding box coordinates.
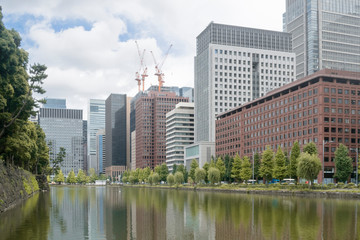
[208,167,220,185]
[159,163,169,182]
[195,168,206,184]
[152,172,160,185]
[216,157,226,181]
[177,164,188,183]
[54,169,64,184]
[172,164,177,174]
[51,147,66,175]
[334,144,353,183]
[240,156,252,182]
[189,159,199,182]
[231,153,242,182]
[273,147,287,181]
[76,169,87,184]
[303,142,318,155]
[259,146,274,183]
[89,168,97,183]
[129,175,135,184]
[174,171,184,184]
[209,158,216,168]
[34,124,49,175]
[67,169,76,184]
[253,152,261,180]
[167,174,175,185]
[203,162,210,183]
[289,141,300,181]
[154,165,161,176]
[143,167,151,183]
[297,152,322,185]
[224,155,233,182]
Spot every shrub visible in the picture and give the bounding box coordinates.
[174,172,184,185]
[337,182,345,189]
[346,182,356,189]
[167,174,175,186]
[326,183,335,189]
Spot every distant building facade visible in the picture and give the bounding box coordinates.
[39,101,84,176]
[216,69,360,183]
[195,22,295,144]
[105,94,131,173]
[135,91,188,169]
[166,102,194,171]
[283,0,360,79]
[87,99,105,173]
[96,129,106,174]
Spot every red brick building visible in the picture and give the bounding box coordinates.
[135,91,188,169]
[216,69,360,183]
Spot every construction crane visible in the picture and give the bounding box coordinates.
[150,44,172,92]
[135,41,147,92]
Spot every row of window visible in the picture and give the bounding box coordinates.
[214,49,294,62]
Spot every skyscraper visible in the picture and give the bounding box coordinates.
[87,99,105,173]
[39,99,84,176]
[195,22,295,143]
[135,91,188,169]
[283,0,360,79]
[105,94,131,176]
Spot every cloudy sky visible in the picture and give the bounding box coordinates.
[1,0,285,119]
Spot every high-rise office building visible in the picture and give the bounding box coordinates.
[96,129,106,174]
[195,22,295,143]
[39,101,84,176]
[43,98,66,109]
[135,91,188,169]
[87,99,105,173]
[105,94,131,176]
[283,0,360,79]
[165,102,194,171]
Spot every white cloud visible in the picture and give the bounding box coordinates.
[1,0,285,118]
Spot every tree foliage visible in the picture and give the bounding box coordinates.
[334,144,353,183]
[195,168,206,184]
[216,157,226,181]
[289,141,300,180]
[54,169,64,184]
[231,153,242,182]
[174,171,184,184]
[51,147,66,175]
[167,174,175,185]
[76,169,87,184]
[259,146,274,183]
[303,142,318,155]
[67,169,76,184]
[203,162,210,183]
[208,167,220,185]
[159,163,168,182]
[297,152,322,184]
[253,152,261,180]
[151,172,160,185]
[224,155,233,182]
[273,147,287,181]
[189,159,199,182]
[240,156,252,182]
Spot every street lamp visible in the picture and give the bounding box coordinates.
[350,147,358,185]
[322,139,334,186]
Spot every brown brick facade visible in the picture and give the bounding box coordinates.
[216,69,360,182]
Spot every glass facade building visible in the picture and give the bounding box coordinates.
[39,107,84,176]
[43,98,66,109]
[87,99,105,172]
[283,0,360,79]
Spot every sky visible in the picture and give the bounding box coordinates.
[0,0,285,119]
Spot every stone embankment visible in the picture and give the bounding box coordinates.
[0,162,48,213]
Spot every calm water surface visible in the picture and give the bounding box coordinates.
[0,186,359,240]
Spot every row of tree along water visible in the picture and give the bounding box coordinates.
[122,141,354,185]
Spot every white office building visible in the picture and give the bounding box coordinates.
[195,22,296,144]
[166,102,194,171]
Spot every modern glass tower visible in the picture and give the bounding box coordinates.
[87,99,105,173]
[283,0,360,79]
[39,104,84,176]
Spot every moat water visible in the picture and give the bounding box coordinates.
[0,186,359,239]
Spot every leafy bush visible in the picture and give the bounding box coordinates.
[346,182,355,189]
[167,174,175,186]
[337,182,345,189]
[326,183,335,189]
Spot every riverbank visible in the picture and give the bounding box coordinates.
[0,162,43,213]
[120,183,360,199]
